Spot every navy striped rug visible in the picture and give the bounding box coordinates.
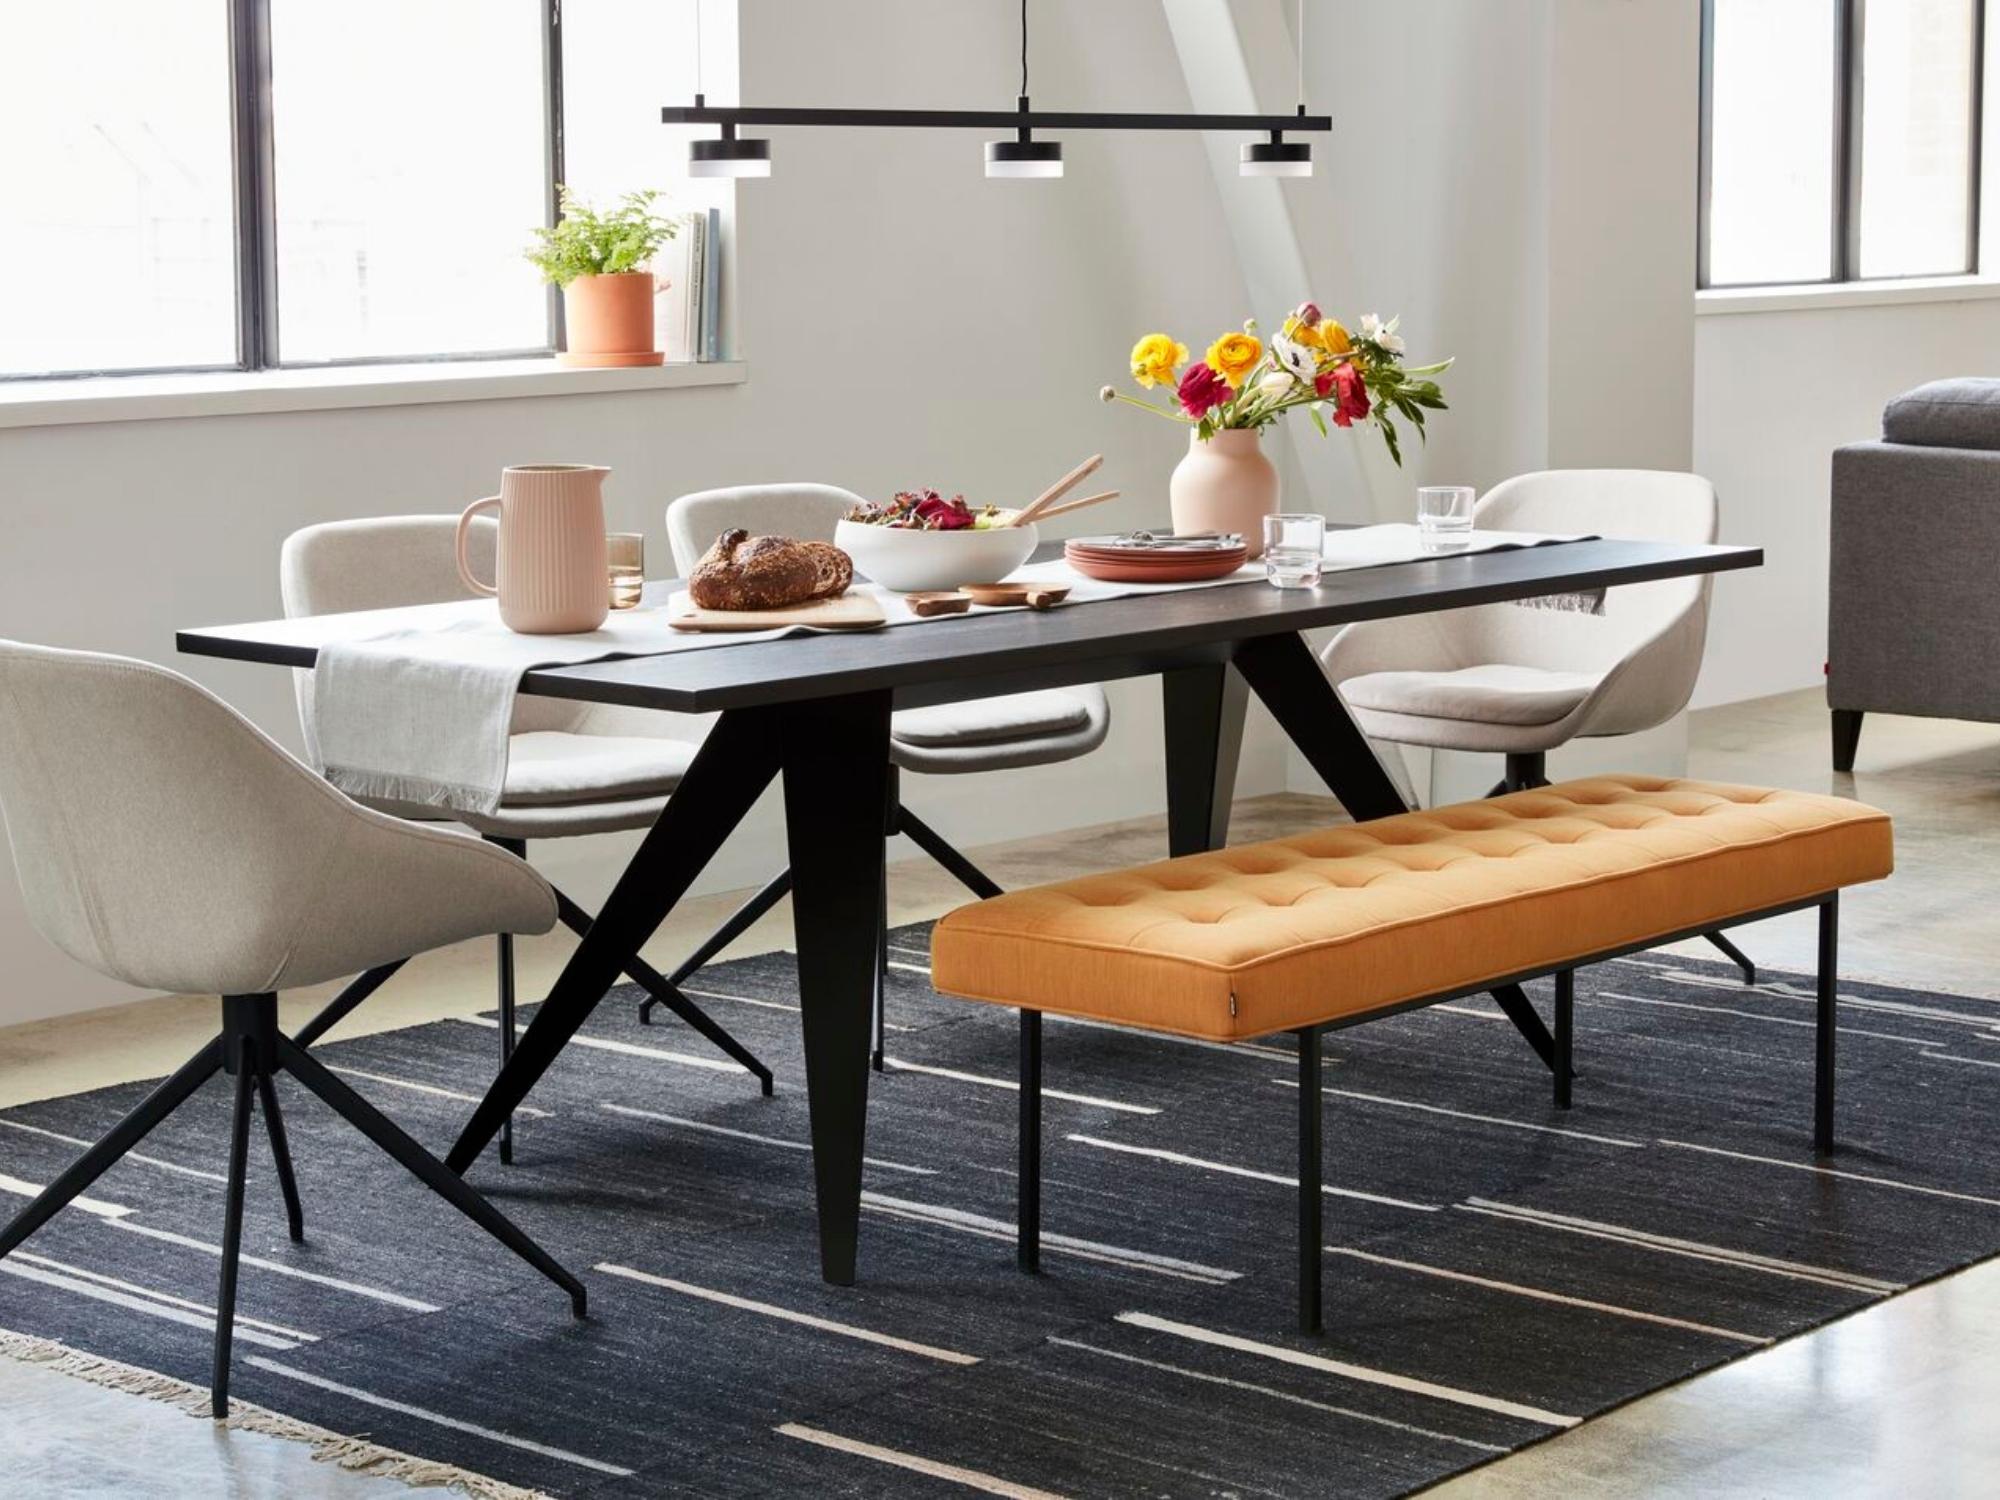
[2,927,1997,1497]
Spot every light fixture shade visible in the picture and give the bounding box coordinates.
[986,138,1063,178]
[1240,140,1312,178]
[690,137,772,178]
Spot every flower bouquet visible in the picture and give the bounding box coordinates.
[1102,303,1449,466]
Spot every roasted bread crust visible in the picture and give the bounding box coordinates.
[687,529,852,611]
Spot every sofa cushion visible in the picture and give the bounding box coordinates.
[932,776,1894,1041]
[1883,378,2000,451]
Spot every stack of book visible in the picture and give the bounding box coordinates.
[657,208,722,363]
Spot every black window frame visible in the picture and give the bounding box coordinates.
[1699,0,1989,290]
[8,0,569,383]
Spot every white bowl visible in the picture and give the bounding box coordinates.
[834,517,1039,594]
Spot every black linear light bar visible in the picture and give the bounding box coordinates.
[673,0,1326,181]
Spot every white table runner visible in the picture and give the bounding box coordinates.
[312,523,1589,814]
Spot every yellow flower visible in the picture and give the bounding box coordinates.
[1319,319,1354,357]
[1205,331,1264,389]
[1129,333,1187,389]
[1281,314,1320,350]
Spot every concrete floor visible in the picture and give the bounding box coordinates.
[3,687,1998,1497]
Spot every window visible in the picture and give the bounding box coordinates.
[1700,0,1989,288]
[3,0,712,380]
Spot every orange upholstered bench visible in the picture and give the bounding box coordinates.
[930,776,1894,1331]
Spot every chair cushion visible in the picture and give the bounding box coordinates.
[932,777,1893,1042]
[501,731,696,807]
[891,689,1093,748]
[1339,664,1599,727]
[1882,378,2000,451]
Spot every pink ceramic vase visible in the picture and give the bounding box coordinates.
[1168,427,1281,557]
[456,464,612,634]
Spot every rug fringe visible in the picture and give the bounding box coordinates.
[0,1327,552,1499]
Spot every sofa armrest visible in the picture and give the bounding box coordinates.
[1829,441,2000,720]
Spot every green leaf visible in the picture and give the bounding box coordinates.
[1310,406,1329,438]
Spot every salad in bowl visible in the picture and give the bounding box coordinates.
[836,489,1036,591]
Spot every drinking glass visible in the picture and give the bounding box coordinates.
[1417,485,1475,549]
[607,532,645,610]
[1263,513,1325,588]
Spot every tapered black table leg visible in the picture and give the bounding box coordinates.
[211,1046,257,1418]
[783,689,893,1286]
[278,1036,586,1314]
[446,708,783,1175]
[1163,661,1248,855]
[1816,896,1839,1154]
[0,1039,224,1261]
[255,1071,304,1242]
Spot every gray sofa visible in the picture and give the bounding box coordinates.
[1829,378,2000,770]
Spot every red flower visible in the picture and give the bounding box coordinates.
[1178,362,1232,419]
[1314,369,1336,398]
[1331,362,1370,428]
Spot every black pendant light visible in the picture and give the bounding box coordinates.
[668,0,1329,182]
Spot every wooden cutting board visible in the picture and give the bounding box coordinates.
[666,590,888,633]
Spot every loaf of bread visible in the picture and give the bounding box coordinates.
[687,529,853,611]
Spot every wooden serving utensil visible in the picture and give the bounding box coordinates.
[1010,454,1103,527]
[959,581,1072,610]
[1027,489,1120,523]
[903,591,973,617]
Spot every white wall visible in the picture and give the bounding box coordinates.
[0,0,1294,1022]
[1692,295,2000,708]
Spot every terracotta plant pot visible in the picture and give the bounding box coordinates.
[1168,427,1281,557]
[559,271,663,368]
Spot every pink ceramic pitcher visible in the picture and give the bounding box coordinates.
[456,464,612,634]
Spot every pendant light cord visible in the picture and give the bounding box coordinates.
[695,0,705,100]
[1020,0,1030,98]
[1296,0,1305,110]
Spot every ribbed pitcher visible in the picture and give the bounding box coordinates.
[456,464,611,634]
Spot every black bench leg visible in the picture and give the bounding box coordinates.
[1816,894,1839,1155]
[1297,1026,1323,1336]
[1553,970,1574,1110]
[1701,928,1757,986]
[1018,1009,1041,1273]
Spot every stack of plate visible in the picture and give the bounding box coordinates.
[1065,531,1250,583]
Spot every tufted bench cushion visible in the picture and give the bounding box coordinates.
[932,776,1893,1041]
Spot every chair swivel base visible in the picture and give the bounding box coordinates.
[0,993,585,1418]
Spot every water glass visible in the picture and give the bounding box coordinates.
[1263,513,1325,589]
[1417,485,1475,549]
[607,532,645,610]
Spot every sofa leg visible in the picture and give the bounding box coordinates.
[1018,1010,1041,1273]
[1553,970,1574,1110]
[1816,895,1839,1155]
[1297,1026,1323,1335]
[1831,709,1863,774]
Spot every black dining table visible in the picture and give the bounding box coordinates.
[179,534,1761,1287]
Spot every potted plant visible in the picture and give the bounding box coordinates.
[526,188,678,368]
[1101,304,1450,554]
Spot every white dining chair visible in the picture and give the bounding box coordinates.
[1320,468,1754,980]
[665,484,1111,1065]
[0,642,584,1417]
[281,517,772,1166]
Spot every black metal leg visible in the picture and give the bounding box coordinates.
[255,1070,304,1242]
[556,888,773,1094]
[1490,984,1557,1071]
[652,866,794,1002]
[783,690,893,1287]
[277,1035,586,1315]
[1232,632,1409,822]
[446,707,784,1174]
[496,931,516,1164]
[1019,1010,1042,1274]
[1297,1027,1323,1336]
[292,961,408,1050]
[898,809,1002,901]
[211,1041,257,1418]
[0,1039,225,1262]
[1553,970,1574,1110]
[1832,709,1863,774]
[1163,661,1248,855]
[1816,897,1839,1154]
[1702,928,1758,986]
[1503,751,1549,792]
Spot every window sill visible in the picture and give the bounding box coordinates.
[1696,275,2000,317]
[0,357,748,431]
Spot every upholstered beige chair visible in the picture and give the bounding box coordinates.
[666,484,1111,1065]
[1320,469,1752,979]
[0,642,583,1418]
[281,517,770,1165]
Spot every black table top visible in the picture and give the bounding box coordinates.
[178,537,1760,713]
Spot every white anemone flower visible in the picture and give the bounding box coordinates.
[1271,332,1317,383]
[1360,313,1406,356]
